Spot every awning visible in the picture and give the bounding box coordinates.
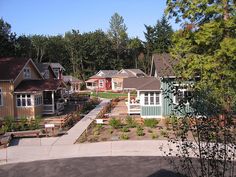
[85,79,98,83]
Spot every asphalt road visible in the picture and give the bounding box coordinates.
[0,156,186,177]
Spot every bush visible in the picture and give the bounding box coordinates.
[151,132,159,139]
[109,118,121,129]
[125,116,137,128]
[122,126,129,132]
[147,129,153,133]
[160,130,168,137]
[144,119,159,128]
[120,133,129,140]
[136,125,144,136]
[109,128,114,134]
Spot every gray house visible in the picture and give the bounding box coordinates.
[123,53,192,118]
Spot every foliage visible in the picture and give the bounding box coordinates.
[160,130,168,137]
[165,1,236,176]
[125,116,137,128]
[136,125,144,136]
[122,126,129,133]
[144,119,159,128]
[120,133,129,140]
[109,118,121,129]
[151,132,159,139]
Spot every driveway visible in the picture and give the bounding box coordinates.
[0,156,187,177]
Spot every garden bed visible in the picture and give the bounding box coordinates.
[76,117,194,143]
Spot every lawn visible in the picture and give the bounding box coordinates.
[90,91,135,99]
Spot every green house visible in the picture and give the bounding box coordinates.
[123,53,193,119]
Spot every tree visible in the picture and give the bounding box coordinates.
[127,37,143,69]
[0,18,16,57]
[153,15,173,53]
[15,35,33,58]
[164,1,236,176]
[31,35,48,63]
[108,12,128,69]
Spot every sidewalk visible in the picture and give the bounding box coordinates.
[0,140,180,164]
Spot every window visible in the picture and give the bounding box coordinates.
[35,95,43,106]
[144,93,149,105]
[155,92,160,105]
[16,94,32,107]
[144,92,160,105]
[0,88,3,106]
[23,67,31,79]
[174,88,193,104]
[99,80,104,87]
[150,92,154,105]
[53,69,59,79]
[114,82,121,88]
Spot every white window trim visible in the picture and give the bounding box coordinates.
[99,80,104,87]
[173,88,190,105]
[16,94,33,108]
[143,92,161,106]
[34,94,43,107]
[23,67,31,79]
[0,88,3,106]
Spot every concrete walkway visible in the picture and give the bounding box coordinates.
[0,140,182,164]
[53,99,110,145]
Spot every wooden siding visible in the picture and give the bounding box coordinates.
[14,60,42,88]
[141,106,161,117]
[112,78,124,90]
[0,81,14,118]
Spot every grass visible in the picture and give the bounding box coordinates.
[91,91,136,99]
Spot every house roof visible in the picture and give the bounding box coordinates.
[85,78,98,83]
[35,63,56,78]
[90,70,118,79]
[112,69,146,78]
[123,77,161,91]
[15,79,66,92]
[45,63,65,71]
[0,57,29,80]
[63,75,82,83]
[153,53,177,77]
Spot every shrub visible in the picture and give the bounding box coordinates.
[125,116,137,128]
[144,119,159,128]
[109,128,114,134]
[109,118,121,129]
[4,116,15,132]
[160,130,168,137]
[136,125,144,136]
[122,126,129,132]
[147,129,153,133]
[120,133,129,140]
[151,132,159,139]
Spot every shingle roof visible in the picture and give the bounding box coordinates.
[0,57,29,80]
[45,63,65,71]
[90,70,118,79]
[35,63,50,75]
[112,69,146,78]
[153,53,177,77]
[123,77,161,91]
[15,79,66,92]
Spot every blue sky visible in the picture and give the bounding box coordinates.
[0,0,179,40]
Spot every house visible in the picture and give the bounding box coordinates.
[112,69,146,91]
[123,53,192,119]
[86,70,118,91]
[63,75,82,94]
[0,57,67,119]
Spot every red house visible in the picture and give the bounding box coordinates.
[86,70,118,91]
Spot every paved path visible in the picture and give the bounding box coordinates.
[54,99,110,145]
[109,100,128,117]
[0,140,186,165]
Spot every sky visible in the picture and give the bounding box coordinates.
[0,0,179,40]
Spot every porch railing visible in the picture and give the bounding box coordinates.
[43,104,54,114]
[126,102,141,114]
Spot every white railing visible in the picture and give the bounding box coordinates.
[126,102,141,114]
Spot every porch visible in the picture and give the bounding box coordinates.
[126,90,141,115]
[85,79,98,90]
[43,90,65,115]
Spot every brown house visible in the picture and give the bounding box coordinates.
[0,57,66,119]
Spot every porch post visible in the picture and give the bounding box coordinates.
[51,91,55,114]
[137,90,140,99]
[128,90,130,114]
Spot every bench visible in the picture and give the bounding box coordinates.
[6,130,41,138]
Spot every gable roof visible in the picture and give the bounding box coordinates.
[152,53,177,77]
[48,63,65,71]
[90,70,118,79]
[15,79,66,92]
[35,63,57,78]
[112,69,146,78]
[123,77,161,91]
